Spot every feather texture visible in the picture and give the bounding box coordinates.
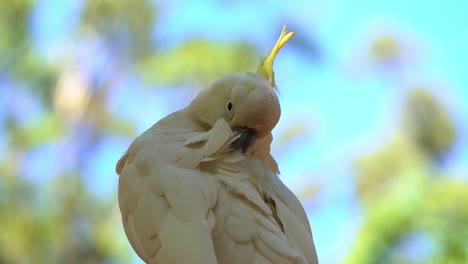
[117,108,318,263]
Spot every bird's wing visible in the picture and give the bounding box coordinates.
[117,114,233,264]
[272,178,319,264]
[118,146,219,264]
[211,159,312,264]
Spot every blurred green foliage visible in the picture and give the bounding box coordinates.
[402,89,456,159]
[81,0,156,61]
[0,0,57,104]
[0,0,260,263]
[348,87,467,263]
[345,34,467,263]
[140,40,257,87]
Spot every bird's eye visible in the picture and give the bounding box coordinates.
[227,101,233,111]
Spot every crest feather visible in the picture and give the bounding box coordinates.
[256,26,294,87]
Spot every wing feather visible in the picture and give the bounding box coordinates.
[213,185,309,264]
[118,111,318,264]
[158,210,217,264]
[253,251,273,264]
[118,112,221,264]
[273,179,312,234]
[132,193,167,249]
[124,214,152,262]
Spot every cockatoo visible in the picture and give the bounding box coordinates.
[117,26,318,264]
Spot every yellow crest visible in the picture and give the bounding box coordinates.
[256,26,294,87]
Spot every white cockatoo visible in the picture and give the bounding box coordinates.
[117,26,318,264]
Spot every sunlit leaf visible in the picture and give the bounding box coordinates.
[139,40,258,87]
[81,0,157,61]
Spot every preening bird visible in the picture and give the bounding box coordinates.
[117,26,319,264]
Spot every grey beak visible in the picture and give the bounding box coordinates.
[231,127,257,153]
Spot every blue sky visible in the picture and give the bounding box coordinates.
[25,0,468,263]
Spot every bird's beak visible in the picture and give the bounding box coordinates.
[231,127,257,153]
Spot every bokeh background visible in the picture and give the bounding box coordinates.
[2,0,468,263]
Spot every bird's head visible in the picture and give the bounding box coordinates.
[188,26,294,152]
